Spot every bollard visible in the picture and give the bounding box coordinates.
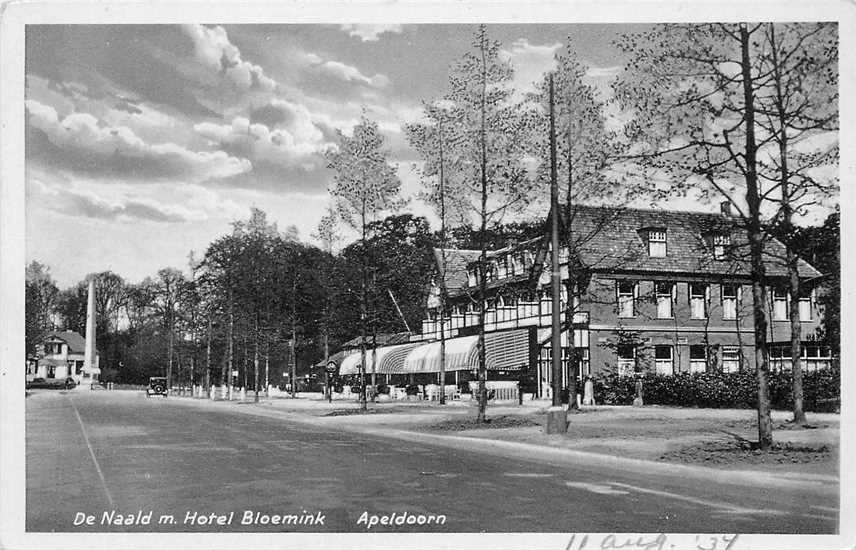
[583,377,594,406]
[633,377,644,407]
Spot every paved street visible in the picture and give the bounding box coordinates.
[26,391,838,533]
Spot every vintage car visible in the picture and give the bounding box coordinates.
[146,376,169,397]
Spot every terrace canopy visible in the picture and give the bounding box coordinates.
[338,343,422,376]
[336,329,529,376]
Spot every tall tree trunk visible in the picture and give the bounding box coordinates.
[476,28,489,423]
[549,74,563,411]
[768,24,806,426]
[290,330,297,399]
[371,326,377,403]
[359,204,368,411]
[167,319,174,389]
[227,292,234,400]
[254,328,260,403]
[190,339,195,396]
[740,23,774,450]
[206,317,212,394]
[243,335,248,391]
[264,343,270,398]
[564,101,578,410]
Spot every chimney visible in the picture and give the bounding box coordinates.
[720,201,732,217]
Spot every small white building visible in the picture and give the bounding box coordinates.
[26,331,100,384]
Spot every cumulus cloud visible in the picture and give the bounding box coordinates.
[195,105,330,166]
[26,99,251,182]
[339,24,403,42]
[501,39,561,97]
[315,60,390,88]
[182,24,277,92]
[29,179,188,223]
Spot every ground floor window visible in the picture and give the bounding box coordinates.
[769,343,832,372]
[654,345,673,375]
[689,344,707,373]
[76,361,84,374]
[617,344,636,377]
[722,346,740,372]
[47,366,56,378]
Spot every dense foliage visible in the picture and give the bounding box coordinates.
[593,366,840,412]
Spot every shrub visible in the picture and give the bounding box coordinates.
[592,364,839,412]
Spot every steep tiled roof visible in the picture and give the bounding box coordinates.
[45,330,87,354]
[437,205,822,297]
[433,248,481,292]
[560,205,821,278]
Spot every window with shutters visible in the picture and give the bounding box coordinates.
[655,281,673,318]
[617,281,636,318]
[648,229,667,257]
[689,283,708,319]
[722,284,738,320]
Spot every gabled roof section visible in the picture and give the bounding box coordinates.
[44,330,87,354]
[433,248,481,293]
[433,204,823,296]
[557,205,822,279]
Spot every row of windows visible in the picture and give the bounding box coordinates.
[43,342,65,355]
[615,281,813,321]
[617,344,742,375]
[467,251,537,287]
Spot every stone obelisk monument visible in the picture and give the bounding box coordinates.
[83,279,96,380]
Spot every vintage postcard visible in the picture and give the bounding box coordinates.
[0,1,852,549]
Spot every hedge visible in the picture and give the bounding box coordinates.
[592,365,840,412]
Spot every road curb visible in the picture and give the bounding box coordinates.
[165,396,838,493]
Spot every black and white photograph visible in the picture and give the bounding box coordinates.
[0,2,852,549]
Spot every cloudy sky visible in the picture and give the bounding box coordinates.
[25,23,648,287]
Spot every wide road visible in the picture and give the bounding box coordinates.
[26,391,838,533]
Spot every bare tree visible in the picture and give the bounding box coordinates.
[326,115,404,410]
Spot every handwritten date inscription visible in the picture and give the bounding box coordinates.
[565,533,740,550]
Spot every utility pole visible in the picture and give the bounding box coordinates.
[546,73,568,434]
[437,112,448,406]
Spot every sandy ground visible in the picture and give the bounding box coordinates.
[115,389,840,477]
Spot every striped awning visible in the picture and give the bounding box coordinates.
[403,329,529,374]
[334,330,530,376]
[338,343,422,376]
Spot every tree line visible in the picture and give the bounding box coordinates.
[27,23,838,444]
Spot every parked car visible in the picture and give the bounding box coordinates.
[146,376,169,397]
[27,377,76,390]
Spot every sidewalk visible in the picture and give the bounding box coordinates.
[158,390,839,487]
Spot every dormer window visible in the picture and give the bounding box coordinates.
[713,234,730,260]
[497,256,508,279]
[485,261,497,282]
[648,229,667,257]
[467,267,478,287]
[511,254,523,276]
